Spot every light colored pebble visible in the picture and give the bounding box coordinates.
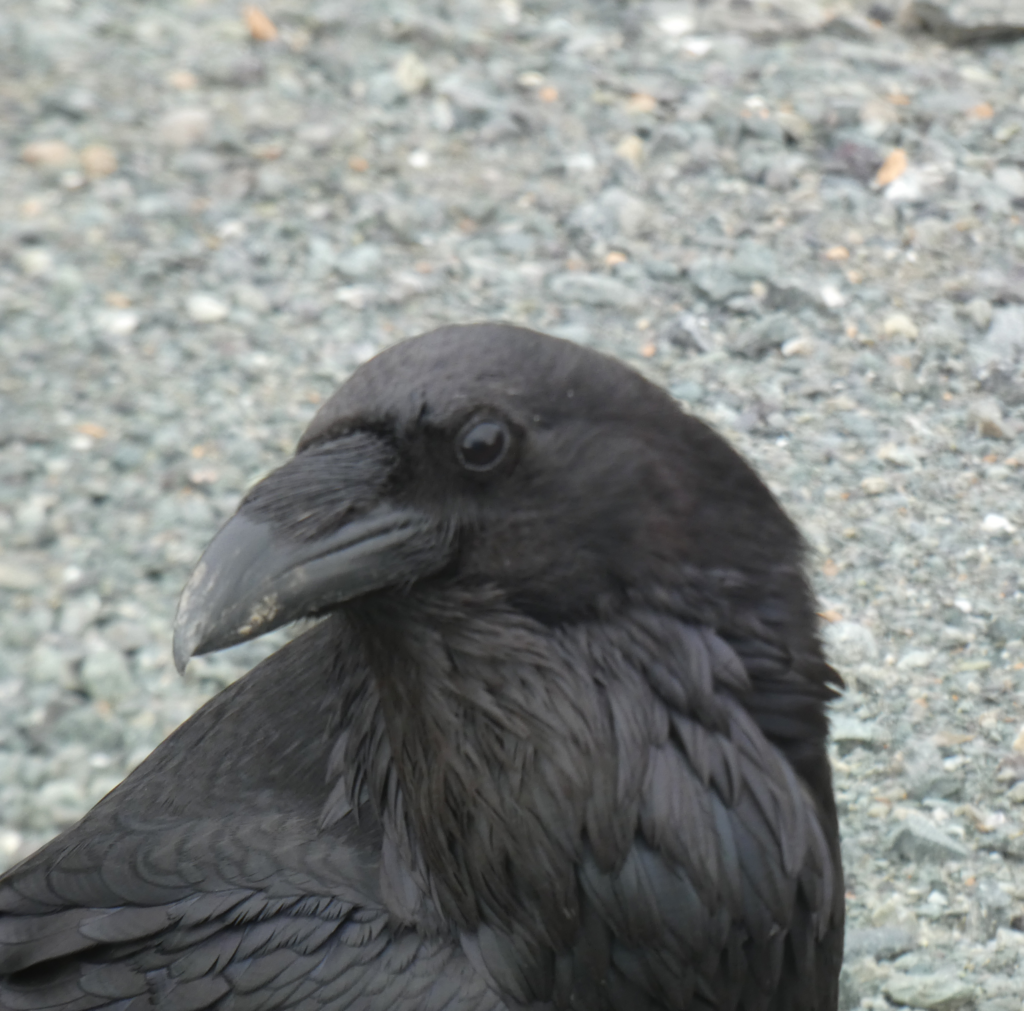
[59,592,102,637]
[21,139,77,169]
[965,297,993,330]
[883,972,974,1011]
[883,312,919,339]
[981,513,1015,535]
[394,52,429,94]
[157,107,212,147]
[994,165,1024,200]
[96,309,140,337]
[897,649,934,669]
[80,143,118,178]
[824,620,879,667]
[186,293,230,323]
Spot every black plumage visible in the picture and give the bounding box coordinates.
[0,323,843,1011]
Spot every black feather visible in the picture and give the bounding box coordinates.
[0,324,842,1011]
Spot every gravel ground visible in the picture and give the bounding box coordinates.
[1,0,1023,1006]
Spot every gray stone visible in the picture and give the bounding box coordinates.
[839,958,891,1011]
[336,244,383,280]
[988,615,1024,645]
[904,740,963,801]
[366,70,405,108]
[156,107,212,148]
[978,1001,1021,1011]
[598,188,650,239]
[199,53,265,88]
[831,715,882,754]
[568,190,650,241]
[767,277,829,314]
[51,703,126,752]
[898,649,935,670]
[883,972,974,1011]
[256,163,298,199]
[844,926,917,962]
[307,236,338,280]
[892,813,970,862]
[994,166,1024,201]
[970,877,1013,940]
[186,293,230,324]
[973,306,1024,399]
[59,593,102,637]
[728,315,795,358]
[662,313,716,353]
[689,261,749,303]
[910,0,1024,43]
[823,620,879,667]
[644,259,683,280]
[46,88,96,118]
[101,620,149,654]
[966,297,991,331]
[730,241,780,282]
[822,10,881,40]
[970,398,1015,440]
[80,643,134,704]
[27,644,74,688]
[0,558,42,590]
[549,273,643,309]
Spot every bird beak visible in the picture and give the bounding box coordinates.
[171,440,452,672]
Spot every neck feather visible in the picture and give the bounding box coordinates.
[320,580,833,944]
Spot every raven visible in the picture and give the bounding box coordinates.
[0,323,843,1011]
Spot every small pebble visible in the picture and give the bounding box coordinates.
[966,297,994,330]
[1006,782,1024,803]
[883,312,919,339]
[17,248,55,277]
[157,108,212,147]
[96,309,140,337]
[892,812,969,862]
[549,273,642,309]
[860,475,890,495]
[993,166,1024,200]
[186,293,230,323]
[970,398,1012,440]
[883,972,973,1011]
[244,5,278,42]
[59,593,102,637]
[21,139,77,170]
[394,52,429,95]
[80,144,118,178]
[81,643,134,704]
[615,134,644,167]
[897,649,934,669]
[981,514,1015,536]
[824,620,879,667]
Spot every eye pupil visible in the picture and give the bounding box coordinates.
[457,420,509,471]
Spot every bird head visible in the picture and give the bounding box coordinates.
[173,323,804,671]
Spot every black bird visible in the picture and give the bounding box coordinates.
[0,323,843,1011]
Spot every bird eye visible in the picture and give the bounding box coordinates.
[456,419,510,472]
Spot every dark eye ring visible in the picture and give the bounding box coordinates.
[456,418,511,472]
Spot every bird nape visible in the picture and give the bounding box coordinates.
[0,323,844,1011]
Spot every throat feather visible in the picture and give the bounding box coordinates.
[320,588,832,951]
